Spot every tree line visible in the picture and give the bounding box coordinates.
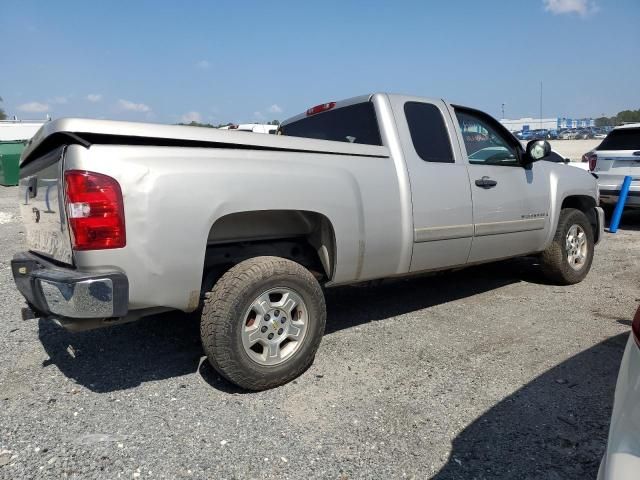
[595,109,640,127]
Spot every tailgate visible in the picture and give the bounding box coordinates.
[593,149,640,176]
[18,145,73,265]
[594,149,640,193]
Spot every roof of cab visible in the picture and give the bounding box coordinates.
[280,92,452,127]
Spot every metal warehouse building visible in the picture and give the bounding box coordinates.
[500,117,595,133]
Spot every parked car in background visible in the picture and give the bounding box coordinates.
[576,129,593,140]
[516,130,534,141]
[587,123,640,211]
[11,92,604,391]
[561,129,579,140]
[594,130,608,139]
[597,304,640,480]
[546,129,558,140]
[530,129,549,140]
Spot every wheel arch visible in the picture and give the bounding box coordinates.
[203,209,337,284]
[560,195,598,242]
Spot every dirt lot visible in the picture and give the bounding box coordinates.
[0,184,639,480]
[548,139,601,163]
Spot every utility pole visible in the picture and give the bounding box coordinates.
[539,81,543,129]
[501,103,505,120]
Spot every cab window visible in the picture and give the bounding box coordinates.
[280,102,382,146]
[404,102,454,163]
[455,108,520,166]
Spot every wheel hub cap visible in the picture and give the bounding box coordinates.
[565,224,588,271]
[241,287,308,366]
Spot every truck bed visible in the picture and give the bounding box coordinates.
[20,118,390,168]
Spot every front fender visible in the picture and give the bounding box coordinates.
[544,165,599,249]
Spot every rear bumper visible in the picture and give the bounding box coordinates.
[11,252,128,319]
[599,189,640,207]
[598,178,640,207]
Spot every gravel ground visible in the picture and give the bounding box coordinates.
[0,184,639,479]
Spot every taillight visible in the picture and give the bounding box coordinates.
[582,152,598,171]
[632,306,640,348]
[306,102,336,116]
[64,170,126,250]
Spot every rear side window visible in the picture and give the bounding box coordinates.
[404,102,454,163]
[598,128,640,150]
[280,102,382,146]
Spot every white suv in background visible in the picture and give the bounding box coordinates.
[585,123,640,210]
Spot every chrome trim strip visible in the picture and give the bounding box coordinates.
[414,224,474,242]
[474,218,546,236]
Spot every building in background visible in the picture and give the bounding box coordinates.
[0,118,49,186]
[0,118,48,141]
[500,117,594,132]
[500,117,557,132]
[556,117,595,129]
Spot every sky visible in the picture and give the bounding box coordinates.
[1,0,638,124]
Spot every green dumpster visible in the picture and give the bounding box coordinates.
[0,140,27,186]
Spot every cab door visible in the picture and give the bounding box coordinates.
[388,96,474,273]
[449,106,551,263]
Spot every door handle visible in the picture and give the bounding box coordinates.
[475,176,497,188]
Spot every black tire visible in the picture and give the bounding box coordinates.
[200,256,326,391]
[540,208,594,285]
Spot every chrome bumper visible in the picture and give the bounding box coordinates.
[599,180,640,207]
[11,252,128,320]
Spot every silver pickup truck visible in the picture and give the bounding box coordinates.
[11,93,604,390]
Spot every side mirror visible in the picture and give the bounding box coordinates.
[525,139,551,163]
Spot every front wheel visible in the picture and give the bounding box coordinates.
[540,208,594,285]
[200,256,326,390]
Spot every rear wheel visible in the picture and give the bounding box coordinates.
[540,208,594,285]
[200,256,326,390]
